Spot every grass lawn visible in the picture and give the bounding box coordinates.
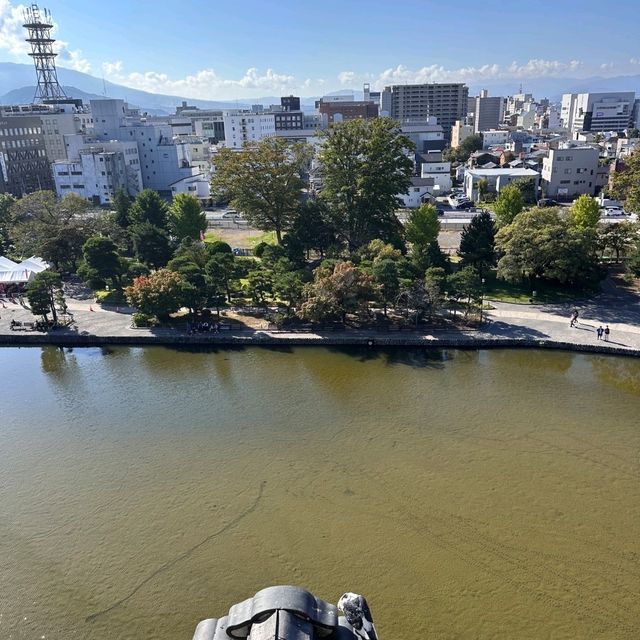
[483,272,592,304]
[204,231,224,243]
[247,231,277,247]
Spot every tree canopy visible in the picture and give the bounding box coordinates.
[458,210,496,277]
[493,184,524,227]
[317,117,414,249]
[496,208,601,285]
[169,193,207,241]
[211,137,311,243]
[611,147,640,213]
[570,194,600,230]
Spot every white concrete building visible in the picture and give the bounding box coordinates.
[481,130,509,149]
[541,146,600,198]
[222,112,276,149]
[464,167,539,201]
[53,140,142,205]
[420,161,452,193]
[561,92,636,133]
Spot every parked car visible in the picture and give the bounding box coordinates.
[601,206,629,217]
[538,198,559,207]
[222,210,242,219]
[456,200,475,210]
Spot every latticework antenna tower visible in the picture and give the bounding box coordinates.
[23,4,67,103]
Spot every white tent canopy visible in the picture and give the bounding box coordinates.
[0,256,18,270]
[0,256,50,284]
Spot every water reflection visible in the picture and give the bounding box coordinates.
[590,355,640,396]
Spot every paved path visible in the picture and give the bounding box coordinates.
[1,292,640,355]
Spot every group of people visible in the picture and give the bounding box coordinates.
[569,310,611,342]
[187,320,220,334]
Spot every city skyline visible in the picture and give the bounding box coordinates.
[1,0,640,100]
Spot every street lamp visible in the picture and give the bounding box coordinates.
[480,278,485,324]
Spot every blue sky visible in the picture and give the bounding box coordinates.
[2,0,640,99]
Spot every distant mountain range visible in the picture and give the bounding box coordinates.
[2,61,640,113]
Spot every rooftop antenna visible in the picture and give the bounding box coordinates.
[23,3,68,103]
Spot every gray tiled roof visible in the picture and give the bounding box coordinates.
[192,586,363,640]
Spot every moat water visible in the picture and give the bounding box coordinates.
[1,346,639,639]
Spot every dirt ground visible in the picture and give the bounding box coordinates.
[211,226,462,252]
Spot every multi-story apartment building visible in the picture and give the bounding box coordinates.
[541,146,600,198]
[53,140,142,205]
[222,112,276,149]
[0,116,53,196]
[451,120,474,148]
[381,83,469,140]
[561,92,636,134]
[474,90,504,133]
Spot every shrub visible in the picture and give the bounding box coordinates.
[132,312,156,328]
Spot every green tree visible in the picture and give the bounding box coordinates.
[611,147,640,213]
[405,203,440,251]
[300,261,373,323]
[205,252,236,303]
[496,208,602,285]
[318,117,414,249]
[627,240,640,276]
[493,184,524,227]
[10,191,93,258]
[477,178,489,203]
[130,221,173,268]
[570,194,601,230]
[169,193,207,241]
[511,177,537,205]
[245,268,273,305]
[39,226,87,272]
[211,137,311,243]
[289,199,337,258]
[444,134,483,163]
[0,193,16,254]
[458,211,496,277]
[372,258,400,316]
[272,269,305,311]
[598,221,638,262]
[26,271,64,323]
[448,266,481,317]
[79,236,123,287]
[113,189,132,228]
[128,190,169,229]
[125,269,187,319]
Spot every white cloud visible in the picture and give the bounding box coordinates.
[0,0,30,57]
[56,41,91,73]
[630,58,640,65]
[102,60,123,76]
[338,71,356,85]
[0,1,91,72]
[346,59,591,90]
[102,65,303,99]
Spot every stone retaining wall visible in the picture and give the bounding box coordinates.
[0,331,638,358]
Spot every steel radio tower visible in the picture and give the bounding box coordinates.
[23,4,67,103]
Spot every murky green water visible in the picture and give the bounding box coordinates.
[0,346,639,639]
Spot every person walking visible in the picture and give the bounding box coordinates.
[596,325,604,340]
[570,309,579,327]
[604,325,610,342]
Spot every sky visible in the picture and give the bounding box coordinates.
[1,0,640,100]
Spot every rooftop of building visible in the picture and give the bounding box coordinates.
[466,167,539,177]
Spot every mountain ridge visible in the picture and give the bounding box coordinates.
[2,61,640,113]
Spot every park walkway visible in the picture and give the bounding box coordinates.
[2,289,640,355]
